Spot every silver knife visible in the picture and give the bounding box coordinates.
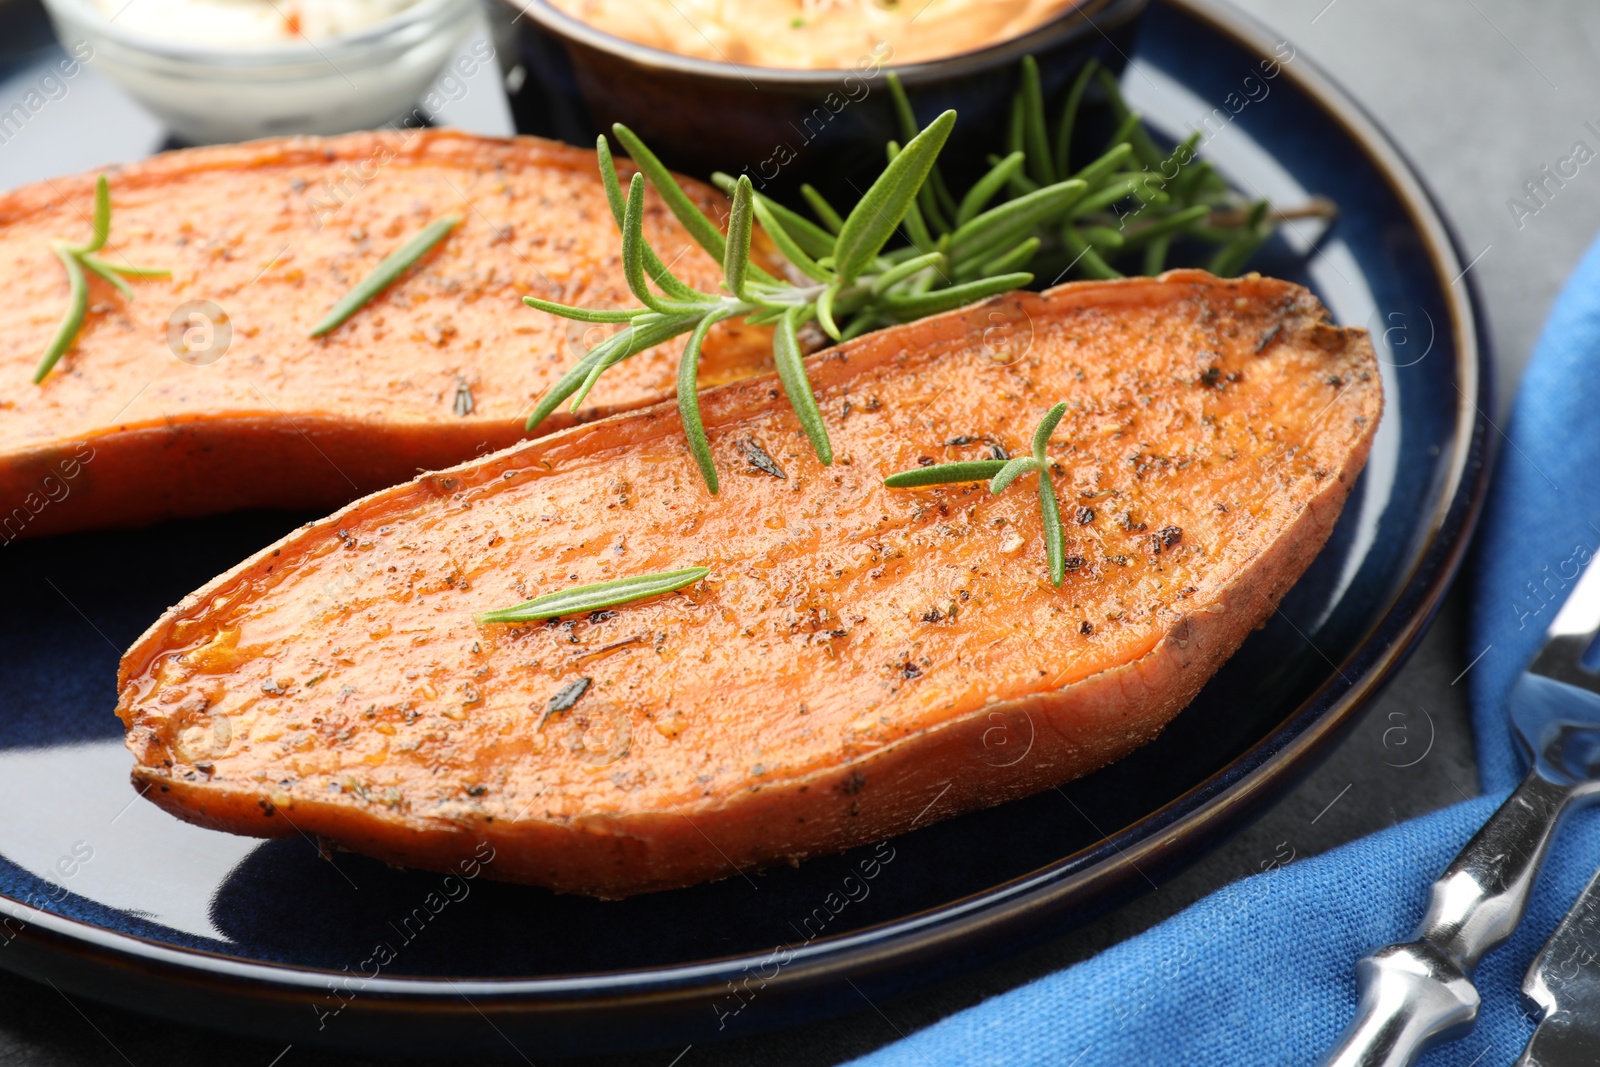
[1321,555,1600,1067]
[1518,864,1600,1066]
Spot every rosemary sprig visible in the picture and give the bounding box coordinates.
[33,176,169,383]
[312,215,460,338]
[524,115,1063,493]
[476,566,709,625]
[520,58,1325,496]
[884,402,1069,586]
[867,59,1324,284]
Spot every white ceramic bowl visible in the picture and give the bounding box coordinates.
[40,0,478,144]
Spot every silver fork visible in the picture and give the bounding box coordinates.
[1320,555,1600,1067]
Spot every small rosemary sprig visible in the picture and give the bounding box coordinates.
[477,566,709,625]
[884,402,1069,586]
[33,175,170,384]
[312,215,460,337]
[523,114,1072,493]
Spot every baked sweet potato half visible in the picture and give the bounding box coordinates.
[0,130,772,539]
[116,271,1381,897]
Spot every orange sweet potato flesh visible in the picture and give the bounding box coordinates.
[0,130,773,539]
[116,271,1381,897]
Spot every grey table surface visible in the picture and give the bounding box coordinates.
[2,0,1598,1063]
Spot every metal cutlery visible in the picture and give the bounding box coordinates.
[1516,860,1600,1067]
[1321,556,1600,1067]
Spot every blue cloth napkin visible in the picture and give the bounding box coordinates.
[846,235,1600,1067]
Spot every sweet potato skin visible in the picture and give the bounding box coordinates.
[0,130,773,540]
[115,271,1382,897]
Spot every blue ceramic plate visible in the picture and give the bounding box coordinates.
[0,0,1490,1056]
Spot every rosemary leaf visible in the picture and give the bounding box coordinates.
[1038,469,1066,586]
[885,271,1032,319]
[883,459,1008,488]
[93,261,170,279]
[1020,56,1054,187]
[83,255,169,281]
[531,312,694,430]
[477,567,709,625]
[840,314,882,341]
[749,196,831,282]
[678,309,732,493]
[1143,236,1172,276]
[611,126,780,288]
[1116,204,1210,250]
[895,170,939,253]
[834,110,956,282]
[743,305,789,327]
[34,177,168,383]
[1066,175,1169,220]
[882,141,940,254]
[1172,158,1214,205]
[1095,69,1169,170]
[623,177,716,315]
[760,192,838,259]
[80,254,134,299]
[1031,401,1068,461]
[525,332,623,430]
[1070,141,1134,189]
[1208,235,1266,278]
[596,136,707,302]
[980,236,1041,276]
[816,280,843,341]
[568,313,700,412]
[801,184,845,233]
[1059,226,1123,280]
[1107,111,1143,155]
[612,124,728,262]
[73,176,111,256]
[956,151,1026,227]
[772,305,832,465]
[1007,90,1025,160]
[713,174,836,260]
[989,455,1041,494]
[1054,59,1098,179]
[1003,164,1041,198]
[32,245,86,384]
[1207,200,1273,277]
[1160,132,1204,196]
[1080,226,1125,252]
[311,215,459,337]
[596,134,629,226]
[723,176,756,301]
[871,250,946,295]
[881,401,1070,586]
[928,166,961,226]
[887,71,922,147]
[948,179,1086,266]
[886,73,953,235]
[522,296,645,324]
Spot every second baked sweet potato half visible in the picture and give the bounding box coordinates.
[0,130,771,538]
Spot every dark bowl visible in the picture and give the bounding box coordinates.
[488,0,1149,200]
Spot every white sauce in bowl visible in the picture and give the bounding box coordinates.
[91,0,424,45]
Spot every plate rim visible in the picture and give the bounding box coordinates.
[0,0,1496,1039]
